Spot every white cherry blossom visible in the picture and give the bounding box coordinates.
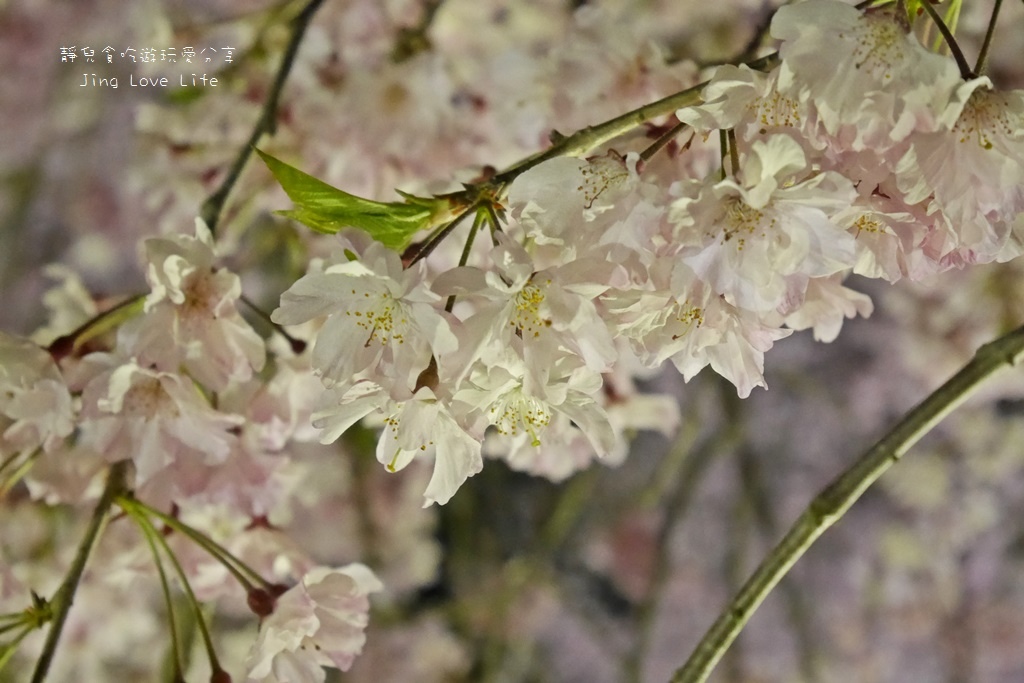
[246,563,383,682]
[312,382,482,506]
[433,231,620,377]
[670,134,857,313]
[772,0,962,150]
[0,332,74,457]
[509,151,647,252]
[783,274,873,343]
[605,258,790,397]
[272,240,456,394]
[454,347,616,470]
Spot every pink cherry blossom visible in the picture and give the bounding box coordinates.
[78,357,242,488]
[670,134,857,313]
[246,563,383,682]
[131,219,265,391]
[772,0,962,150]
[0,332,74,458]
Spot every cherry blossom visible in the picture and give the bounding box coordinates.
[272,240,457,394]
[0,332,74,457]
[433,231,620,376]
[454,347,616,470]
[131,218,266,391]
[896,79,1024,263]
[772,0,962,150]
[670,133,858,313]
[246,563,383,683]
[312,381,482,507]
[78,357,242,489]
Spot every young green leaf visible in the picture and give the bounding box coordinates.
[256,148,458,250]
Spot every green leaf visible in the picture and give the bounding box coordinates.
[256,148,453,250]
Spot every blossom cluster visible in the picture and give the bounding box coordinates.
[1,0,1022,680]
[271,0,1024,509]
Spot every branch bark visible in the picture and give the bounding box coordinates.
[670,322,1024,683]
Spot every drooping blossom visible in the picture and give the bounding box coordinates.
[670,133,858,313]
[246,563,383,683]
[772,0,962,150]
[312,381,482,506]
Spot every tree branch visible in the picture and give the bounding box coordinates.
[490,53,780,186]
[670,322,1024,683]
[199,0,327,235]
[30,461,129,683]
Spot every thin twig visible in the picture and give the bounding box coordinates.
[490,53,780,186]
[391,0,446,63]
[444,210,486,313]
[639,120,690,165]
[670,322,1024,683]
[199,0,327,235]
[736,446,820,682]
[30,461,129,683]
[407,207,475,266]
[974,0,1004,76]
[919,0,974,79]
[623,380,744,683]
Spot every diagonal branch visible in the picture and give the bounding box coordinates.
[199,0,327,235]
[30,461,129,683]
[490,52,780,185]
[670,322,1024,683]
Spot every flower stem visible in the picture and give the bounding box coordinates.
[407,207,475,267]
[240,294,307,354]
[919,0,974,79]
[30,461,129,683]
[727,129,740,177]
[131,509,184,681]
[974,0,1003,76]
[119,496,267,592]
[47,294,145,360]
[444,210,486,313]
[669,322,1024,683]
[132,510,224,678]
[639,119,690,164]
[199,0,327,235]
[719,130,729,181]
[391,0,446,62]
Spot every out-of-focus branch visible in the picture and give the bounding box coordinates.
[391,0,446,63]
[671,322,1024,683]
[30,461,129,683]
[199,0,327,235]
[623,380,745,683]
[736,445,821,682]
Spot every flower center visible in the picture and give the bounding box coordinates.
[490,391,552,447]
[955,89,1016,151]
[511,282,552,339]
[121,377,178,420]
[853,215,884,237]
[671,303,705,341]
[841,10,906,78]
[720,198,774,249]
[345,287,408,347]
